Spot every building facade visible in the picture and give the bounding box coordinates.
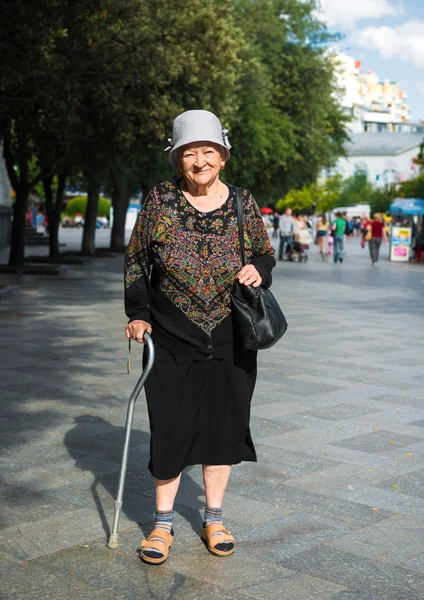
[333,54,419,134]
[333,133,423,187]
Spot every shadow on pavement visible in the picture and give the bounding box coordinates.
[63,415,205,542]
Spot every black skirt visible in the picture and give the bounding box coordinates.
[143,344,258,480]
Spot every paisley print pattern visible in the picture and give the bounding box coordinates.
[125,180,274,335]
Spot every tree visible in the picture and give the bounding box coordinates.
[227,0,349,203]
[398,174,424,200]
[338,173,375,207]
[73,0,244,253]
[0,0,68,266]
[370,187,395,215]
[275,175,342,213]
[276,182,322,213]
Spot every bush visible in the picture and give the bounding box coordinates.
[398,174,424,199]
[370,188,395,215]
[65,196,111,217]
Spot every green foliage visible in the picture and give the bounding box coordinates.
[0,0,350,261]
[276,183,321,213]
[227,0,349,203]
[65,196,111,217]
[337,174,375,207]
[369,188,395,215]
[398,174,424,200]
[276,175,342,213]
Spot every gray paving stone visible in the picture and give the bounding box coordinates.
[1,443,86,466]
[331,430,423,454]
[302,403,379,421]
[254,444,339,476]
[376,468,424,498]
[236,483,393,528]
[28,539,243,600]
[250,416,304,439]
[330,483,424,517]
[281,545,424,600]
[167,547,294,590]
[0,557,107,600]
[410,419,424,428]
[42,481,176,524]
[0,484,82,529]
[235,511,352,563]
[326,514,424,568]
[235,571,345,599]
[225,462,291,493]
[0,508,137,561]
[218,491,295,524]
[363,393,424,408]
[329,593,385,600]
[266,378,345,397]
[404,553,424,573]
[283,463,394,495]
[2,238,424,599]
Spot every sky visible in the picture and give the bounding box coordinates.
[314,0,424,120]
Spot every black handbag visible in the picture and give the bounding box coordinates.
[231,187,288,351]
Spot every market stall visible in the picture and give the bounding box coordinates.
[389,198,424,262]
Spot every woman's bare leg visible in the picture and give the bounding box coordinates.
[154,474,181,510]
[202,464,232,507]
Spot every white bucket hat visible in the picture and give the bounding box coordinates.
[165,110,231,168]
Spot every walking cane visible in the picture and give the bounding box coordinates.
[107,332,155,549]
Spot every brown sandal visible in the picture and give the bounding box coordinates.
[140,528,174,565]
[201,523,235,557]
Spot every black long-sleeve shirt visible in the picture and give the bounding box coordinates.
[125,180,275,360]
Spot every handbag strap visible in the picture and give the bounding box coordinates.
[235,187,246,266]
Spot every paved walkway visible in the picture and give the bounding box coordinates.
[1,235,424,600]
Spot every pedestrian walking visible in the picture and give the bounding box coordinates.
[366,213,387,266]
[124,110,275,565]
[332,212,347,263]
[316,214,330,259]
[327,229,334,257]
[278,208,294,259]
[272,211,280,238]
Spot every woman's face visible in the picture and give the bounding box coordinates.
[179,142,224,189]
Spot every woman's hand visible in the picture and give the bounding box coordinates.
[125,320,152,344]
[237,264,262,288]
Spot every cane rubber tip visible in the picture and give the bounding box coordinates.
[107,534,119,549]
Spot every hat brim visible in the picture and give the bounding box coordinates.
[168,139,230,168]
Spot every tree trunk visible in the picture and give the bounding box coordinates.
[8,185,29,267]
[81,175,101,255]
[110,177,130,252]
[4,132,30,268]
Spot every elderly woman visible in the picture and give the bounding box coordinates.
[124,110,275,564]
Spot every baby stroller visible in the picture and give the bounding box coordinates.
[283,235,308,263]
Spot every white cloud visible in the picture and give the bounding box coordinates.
[315,0,403,28]
[356,20,424,69]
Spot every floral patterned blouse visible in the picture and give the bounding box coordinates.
[125,179,275,359]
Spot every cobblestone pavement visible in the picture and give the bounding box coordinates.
[1,235,424,600]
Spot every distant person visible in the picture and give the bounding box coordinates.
[366,213,387,266]
[353,217,361,236]
[345,217,354,238]
[278,208,294,260]
[272,211,280,238]
[28,190,40,229]
[316,214,330,259]
[332,212,347,263]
